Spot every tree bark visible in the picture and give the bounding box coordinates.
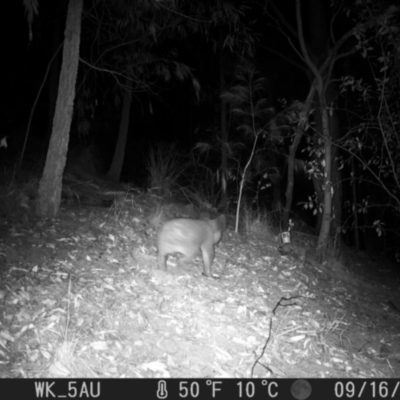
[46,0,66,140]
[36,0,83,217]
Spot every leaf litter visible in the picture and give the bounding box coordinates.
[0,195,399,378]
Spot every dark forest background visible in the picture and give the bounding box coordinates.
[2,0,400,263]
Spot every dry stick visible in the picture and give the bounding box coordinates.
[251,296,301,377]
[272,295,301,315]
[235,131,260,233]
[64,277,72,342]
[251,317,274,378]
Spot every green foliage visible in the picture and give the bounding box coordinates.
[338,1,400,243]
[22,0,39,41]
[222,63,272,138]
[190,138,242,210]
[174,1,255,55]
[222,62,276,232]
[79,0,254,117]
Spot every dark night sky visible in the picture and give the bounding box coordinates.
[4,3,31,119]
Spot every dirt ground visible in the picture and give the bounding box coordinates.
[0,192,399,378]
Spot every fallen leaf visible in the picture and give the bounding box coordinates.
[289,334,306,342]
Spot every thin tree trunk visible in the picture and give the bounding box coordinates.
[312,80,343,236]
[46,1,65,140]
[284,126,303,229]
[271,150,281,211]
[219,27,228,209]
[316,103,332,255]
[235,132,259,233]
[312,170,324,233]
[296,0,333,255]
[351,156,360,249]
[329,98,342,237]
[37,0,83,217]
[330,144,342,237]
[106,76,133,182]
[283,85,315,229]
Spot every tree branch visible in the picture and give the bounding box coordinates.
[295,0,323,91]
[257,43,308,75]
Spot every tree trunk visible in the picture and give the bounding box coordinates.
[284,126,303,229]
[311,87,342,237]
[299,0,342,252]
[316,102,332,255]
[219,27,228,210]
[270,150,281,211]
[311,173,324,233]
[46,0,66,140]
[351,156,360,249]
[36,0,83,217]
[106,76,133,182]
[283,85,315,229]
[329,103,342,237]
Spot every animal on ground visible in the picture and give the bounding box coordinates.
[157,215,226,277]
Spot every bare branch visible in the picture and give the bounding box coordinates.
[267,1,297,38]
[258,44,308,75]
[329,2,344,45]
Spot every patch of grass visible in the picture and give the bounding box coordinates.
[146,143,185,198]
[241,201,277,240]
[148,206,165,230]
[181,174,222,212]
[0,178,38,223]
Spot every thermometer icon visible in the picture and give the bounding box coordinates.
[157,380,168,399]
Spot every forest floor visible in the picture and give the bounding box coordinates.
[0,189,399,379]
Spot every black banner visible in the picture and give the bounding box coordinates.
[0,378,398,399]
